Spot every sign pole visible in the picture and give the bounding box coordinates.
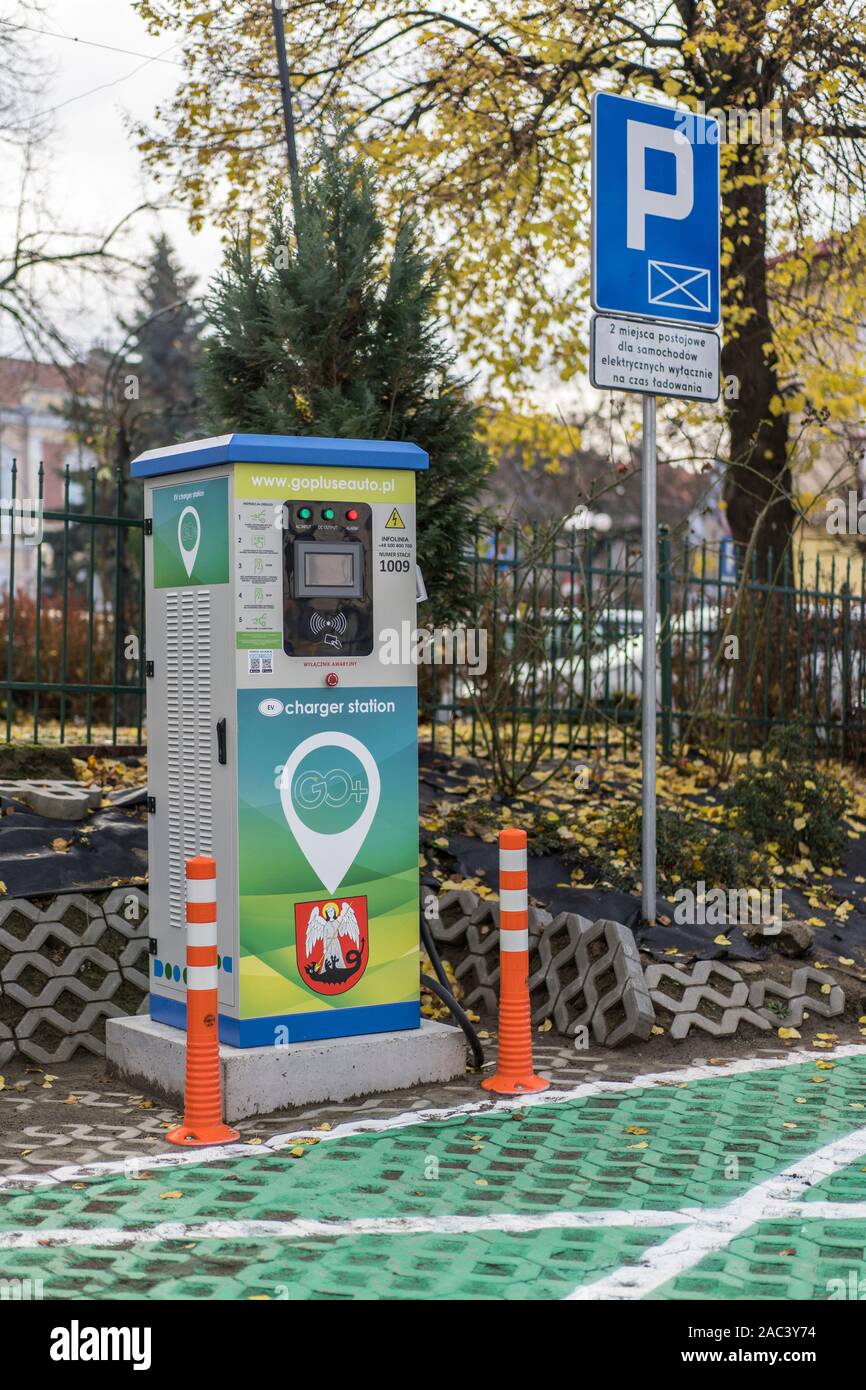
[590,91,721,928]
[641,393,657,925]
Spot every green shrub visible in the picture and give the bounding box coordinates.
[722,756,849,865]
[592,806,763,895]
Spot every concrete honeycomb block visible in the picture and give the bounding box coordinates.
[36,892,105,926]
[589,921,655,1045]
[646,959,772,1040]
[32,779,101,811]
[455,949,498,1016]
[23,895,108,948]
[63,780,102,810]
[594,950,657,1046]
[15,1027,108,1064]
[455,900,557,1022]
[0,898,42,948]
[749,967,845,1025]
[0,888,154,1063]
[4,962,121,1010]
[530,912,594,1029]
[1,920,96,956]
[0,778,91,820]
[465,912,502,957]
[6,943,117,982]
[119,934,150,969]
[528,905,554,937]
[431,888,479,947]
[551,917,655,1045]
[454,911,655,1045]
[102,886,149,938]
[14,999,126,1043]
[432,887,549,955]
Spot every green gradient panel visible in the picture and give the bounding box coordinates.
[236,687,419,1019]
[152,476,229,588]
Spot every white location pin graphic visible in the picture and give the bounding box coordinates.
[178,505,201,579]
[280,732,380,895]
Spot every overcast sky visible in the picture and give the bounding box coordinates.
[1,1,593,423]
[3,0,225,356]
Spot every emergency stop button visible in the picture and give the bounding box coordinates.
[325,672,339,688]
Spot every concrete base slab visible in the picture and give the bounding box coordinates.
[106,1015,467,1121]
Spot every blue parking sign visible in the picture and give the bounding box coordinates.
[591,92,720,328]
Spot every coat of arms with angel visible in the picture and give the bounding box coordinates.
[297,897,368,992]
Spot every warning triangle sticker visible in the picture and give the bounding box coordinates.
[385,508,405,529]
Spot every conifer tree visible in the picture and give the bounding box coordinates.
[201,136,488,622]
[66,234,204,718]
[120,233,204,460]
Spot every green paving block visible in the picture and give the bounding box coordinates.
[803,1152,866,1203]
[3,1054,866,1302]
[3,1054,866,1235]
[649,1218,866,1300]
[0,1226,680,1301]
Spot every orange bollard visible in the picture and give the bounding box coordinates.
[482,827,550,1096]
[166,856,240,1147]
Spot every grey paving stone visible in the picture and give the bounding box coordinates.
[645,959,773,1040]
[749,966,845,1025]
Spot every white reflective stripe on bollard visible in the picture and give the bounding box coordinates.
[186,921,218,948]
[186,965,219,990]
[186,879,217,904]
[499,848,527,871]
[499,889,528,912]
[499,930,529,952]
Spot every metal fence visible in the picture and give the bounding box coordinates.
[422,521,866,767]
[0,462,146,745]
[2,480,865,764]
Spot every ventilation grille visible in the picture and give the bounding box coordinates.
[165,590,214,930]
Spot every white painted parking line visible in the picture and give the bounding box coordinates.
[1,1044,863,1191]
[4,1198,866,1254]
[567,1123,866,1300]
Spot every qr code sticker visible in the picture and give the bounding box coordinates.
[247,650,274,675]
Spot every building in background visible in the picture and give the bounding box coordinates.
[0,357,95,594]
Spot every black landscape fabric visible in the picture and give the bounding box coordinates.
[442,831,866,965]
[0,798,147,896]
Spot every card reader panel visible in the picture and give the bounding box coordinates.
[282,500,373,656]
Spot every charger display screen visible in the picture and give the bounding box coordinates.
[294,539,364,599]
[304,551,355,588]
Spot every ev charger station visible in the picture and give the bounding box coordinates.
[106,434,465,1116]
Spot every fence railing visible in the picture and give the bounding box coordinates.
[421,522,866,769]
[2,482,864,765]
[0,462,145,745]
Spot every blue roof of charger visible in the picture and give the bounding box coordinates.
[130,433,429,477]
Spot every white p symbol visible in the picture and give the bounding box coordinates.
[626,120,693,251]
